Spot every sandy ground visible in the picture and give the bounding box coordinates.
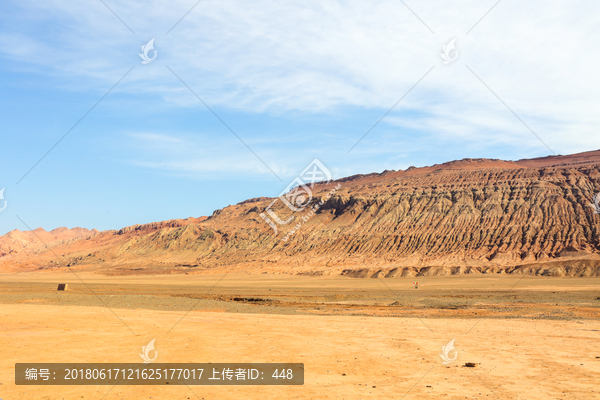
[1,273,599,399]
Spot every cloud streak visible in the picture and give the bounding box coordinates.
[2,0,599,162]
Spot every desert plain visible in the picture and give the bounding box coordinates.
[1,272,599,400]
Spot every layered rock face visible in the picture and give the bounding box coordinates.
[2,151,600,277]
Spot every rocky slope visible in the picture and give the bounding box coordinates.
[2,150,600,277]
[0,227,98,259]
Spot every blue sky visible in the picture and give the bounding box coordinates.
[1,0,599,235]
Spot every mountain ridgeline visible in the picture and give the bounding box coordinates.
[2,150,600,277]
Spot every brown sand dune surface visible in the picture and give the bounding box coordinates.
[1,150,600,277]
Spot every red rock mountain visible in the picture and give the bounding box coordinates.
[0,227,98,259]
[2,150,600,277]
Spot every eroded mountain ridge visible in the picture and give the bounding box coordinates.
[2,151,600,277]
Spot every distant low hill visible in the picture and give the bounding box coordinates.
[0,227,98,260]
[2,150,600,277]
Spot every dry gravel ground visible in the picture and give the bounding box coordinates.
[0,273,599,399]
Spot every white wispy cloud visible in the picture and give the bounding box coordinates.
[2,0,599,165]
[120,131,308,180]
